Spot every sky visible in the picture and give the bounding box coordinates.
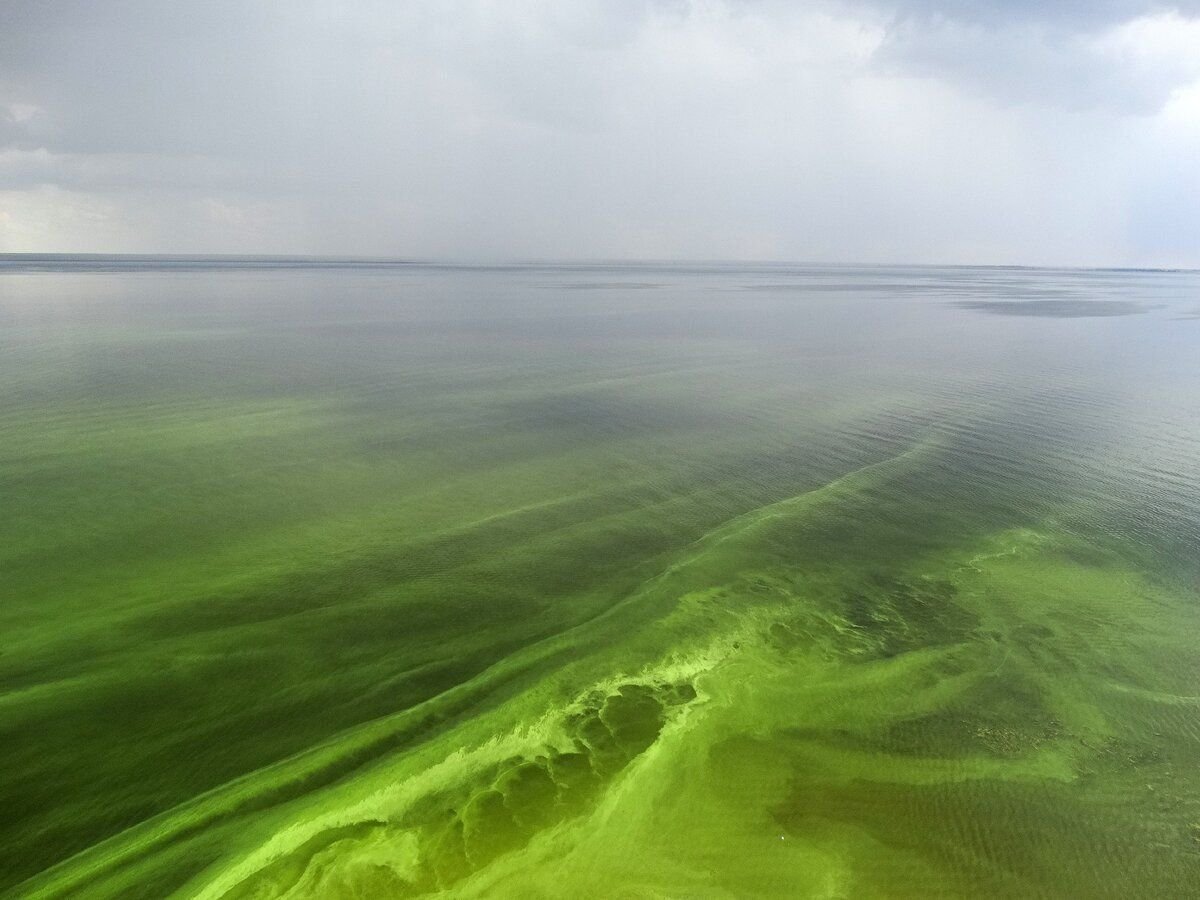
[1,0,1199,266]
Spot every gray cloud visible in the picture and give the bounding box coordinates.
[868,1,1200,26]
[864,0,1200,112]
[1,1,1198,265]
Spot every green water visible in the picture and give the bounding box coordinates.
[2,260,1198,898]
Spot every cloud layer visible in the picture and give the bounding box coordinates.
[1,0,1198,265]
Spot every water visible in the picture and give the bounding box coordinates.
[2,260,1198,898]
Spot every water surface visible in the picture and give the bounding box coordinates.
[2,260,1198,898]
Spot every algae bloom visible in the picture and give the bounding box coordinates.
[2,260,1199,898]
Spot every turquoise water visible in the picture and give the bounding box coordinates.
[2,259,1198,897]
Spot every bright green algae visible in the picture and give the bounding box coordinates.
[2,263,1199,898]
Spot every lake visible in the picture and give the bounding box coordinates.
[2,259,1198,897]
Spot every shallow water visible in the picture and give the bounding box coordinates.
[2,260,1198,898]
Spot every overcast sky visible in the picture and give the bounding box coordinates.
[2,0,1199,265]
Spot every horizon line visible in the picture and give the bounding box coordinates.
[0,252,1196,275]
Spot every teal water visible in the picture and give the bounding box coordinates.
[2,260,1198,897]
